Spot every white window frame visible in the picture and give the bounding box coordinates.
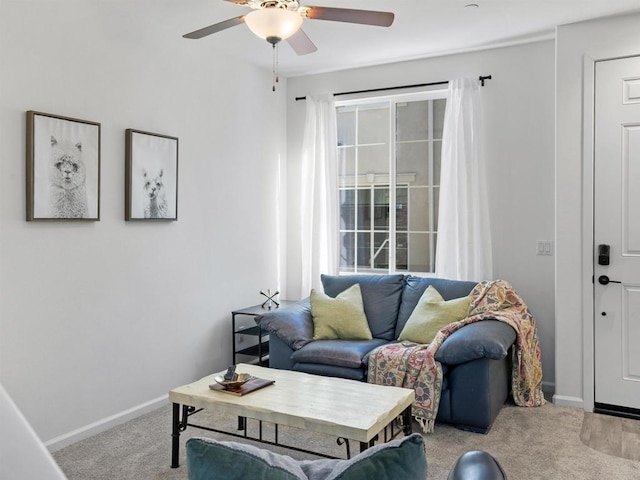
[336,88,448,275]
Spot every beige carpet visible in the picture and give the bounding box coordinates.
[53,402,640,479]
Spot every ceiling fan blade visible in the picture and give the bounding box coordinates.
[287,29,318,56]
[183,16,246,39]
[224,0,250,4]
[304,6,394,27]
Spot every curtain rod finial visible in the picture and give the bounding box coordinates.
[479,75,492,87]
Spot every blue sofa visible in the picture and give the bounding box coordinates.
[255,274,517,433]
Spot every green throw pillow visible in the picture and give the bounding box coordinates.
[398,285,471,344]
[310,284,373,341]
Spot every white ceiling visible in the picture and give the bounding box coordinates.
[173,0,640,77]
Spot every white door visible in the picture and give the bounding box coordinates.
[594,55,640,413]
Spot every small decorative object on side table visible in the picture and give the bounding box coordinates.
[231,299,295,366]
[259,288,279,309]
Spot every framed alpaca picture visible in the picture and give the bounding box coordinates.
[26,111,101,221]
[125,129,178,221]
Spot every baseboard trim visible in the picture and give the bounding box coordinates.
[541,380,555,396]
[45,394,168,452]
[552,394,584,409]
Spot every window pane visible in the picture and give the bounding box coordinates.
[396,100,429,142]
[396,141,429,186]
[396,187,408,231]
[433,234,438,263]
[340,231,355,270]
[408,187,429,231]
[337,108,356,146]
[373,187,390,231]
[396,233,408,270]
[433,99,446,139]
[357,232,371,268]
[408,233,431,272]
[433,141,442,185]
[373,232,390,269]
[340,189,355,230]
[338,147,356,183]
[358,144,388,176]
[358,105,389,144]
[357,189,371,230]
[433,187,440,230]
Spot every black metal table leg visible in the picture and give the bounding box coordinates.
[172,403,198,468]
[359,439,374,453]
[402,406,412,435]
[171,403,180,468]
[359,434,377,453]
[337,437,351,459]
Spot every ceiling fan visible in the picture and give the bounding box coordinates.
[183,0,395,55]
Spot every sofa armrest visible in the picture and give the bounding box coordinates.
[435,320,516,366]
[254,299,313,351]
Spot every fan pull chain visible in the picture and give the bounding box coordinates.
[272,43,280,92]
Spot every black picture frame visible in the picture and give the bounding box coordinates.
[26,111,101,221]
[125,129,179,221]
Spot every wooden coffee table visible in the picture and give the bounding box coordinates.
[169,363,414,467]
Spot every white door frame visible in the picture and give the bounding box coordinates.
[581,53,640,412]
[581,53,596,413]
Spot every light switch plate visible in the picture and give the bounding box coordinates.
[537,240,553,256]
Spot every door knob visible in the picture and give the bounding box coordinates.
[598,275,621,285]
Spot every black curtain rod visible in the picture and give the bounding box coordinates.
[295,75,492,101]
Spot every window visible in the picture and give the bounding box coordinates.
[337,91,447,274]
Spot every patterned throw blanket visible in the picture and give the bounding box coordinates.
[367,279,546,433]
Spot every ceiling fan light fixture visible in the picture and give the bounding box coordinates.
[245,8,303,44]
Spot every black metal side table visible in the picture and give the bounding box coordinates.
[231,301,295,366]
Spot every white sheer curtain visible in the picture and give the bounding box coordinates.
[300,94,339,294]
[435,78,493,281]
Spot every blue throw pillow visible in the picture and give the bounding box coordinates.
[186,434,427,480]
[321,274,405,341]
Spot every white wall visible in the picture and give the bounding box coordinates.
[0,1,285,446]
[1,384,67,479]
[284,41,557,389]
[555,12,640,409]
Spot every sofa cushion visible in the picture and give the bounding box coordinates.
[291,338,388,369]
[321,274,405,341]
[398,286,471,344]
[396,276,478,338]
[293,363,367,381]
[435,320,516,365]
[310,284,373,341]
[186,434,427,480]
